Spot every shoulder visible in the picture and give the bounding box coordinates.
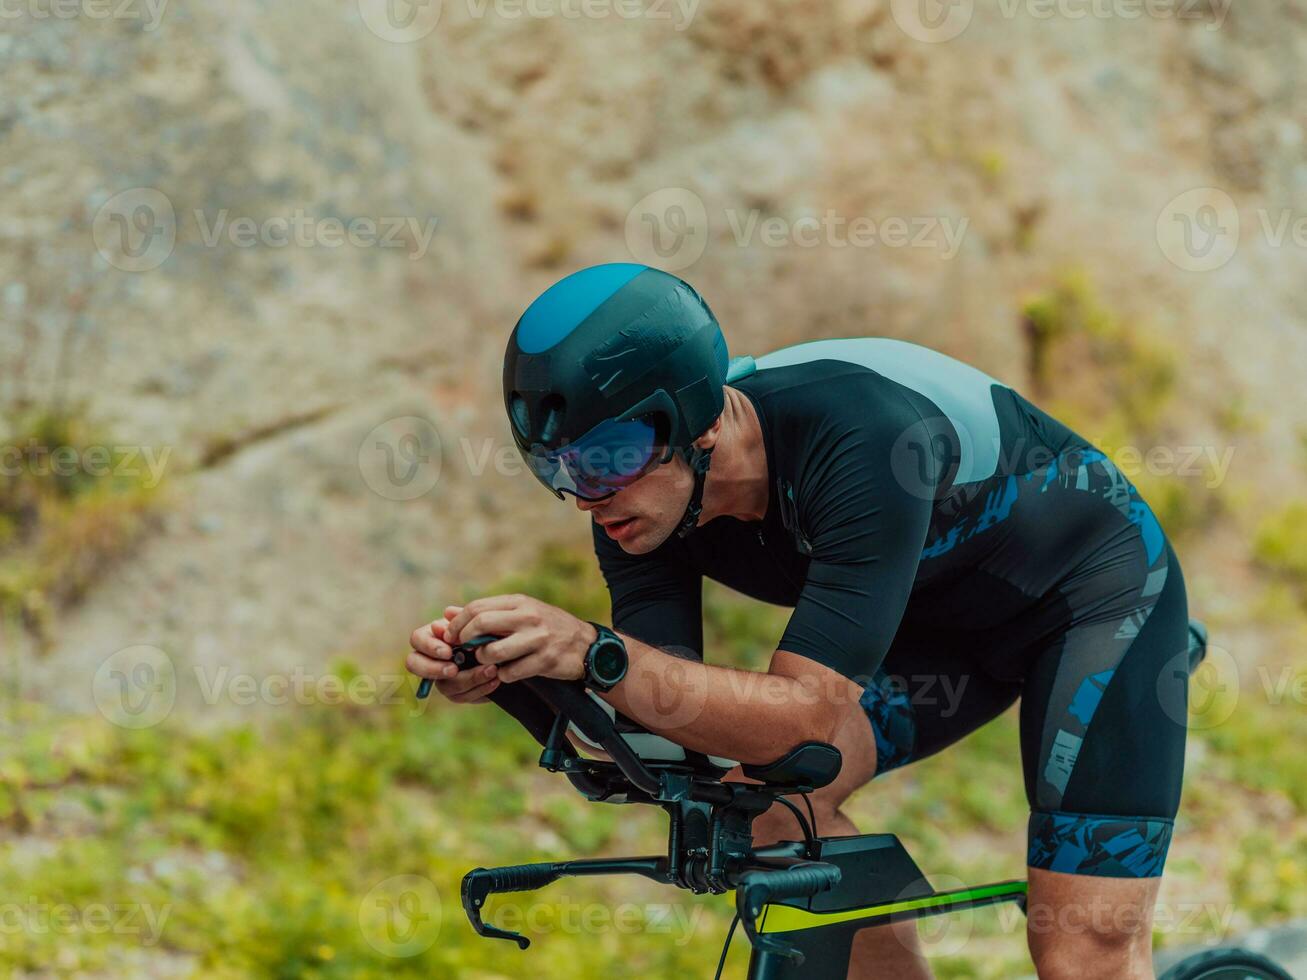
[739,355,930,461]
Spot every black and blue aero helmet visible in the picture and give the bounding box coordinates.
[504,263,729,534]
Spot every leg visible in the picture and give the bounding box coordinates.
[1021,542,1190,979]
[748,629,1024,980]
[1026,862,1161,979]
[751,804,931,980]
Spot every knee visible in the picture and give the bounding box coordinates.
[1027,904,1153,980]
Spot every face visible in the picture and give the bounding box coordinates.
[575,451,695,554]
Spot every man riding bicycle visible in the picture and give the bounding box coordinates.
[407,263,1193,980]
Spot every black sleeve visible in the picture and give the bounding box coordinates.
[776,388,940,684]
[591,519,704,660]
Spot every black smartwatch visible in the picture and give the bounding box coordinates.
[583,623,628,693]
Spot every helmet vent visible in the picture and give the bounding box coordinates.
[539,394,567,445]
[508,392,531,440]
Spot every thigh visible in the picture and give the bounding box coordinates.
[861,625,1023,778]
[1022,540,1190,878]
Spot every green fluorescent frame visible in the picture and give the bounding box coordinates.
[757,880,1029,935]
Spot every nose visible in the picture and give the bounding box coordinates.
[574,495,604,513]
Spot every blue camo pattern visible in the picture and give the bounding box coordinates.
[859,670,916,775]
[1028,811,1173,878]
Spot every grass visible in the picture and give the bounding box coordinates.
[0,406,164,647]
[1254,501,1307,603]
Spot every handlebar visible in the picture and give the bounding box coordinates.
[736,862,843,963]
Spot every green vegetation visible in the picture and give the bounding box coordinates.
[1020,273,1228,540]
[0,406,163,647]
[2,545,1302,978]
[1022,271,1177,437]
[1253,501,1307,602]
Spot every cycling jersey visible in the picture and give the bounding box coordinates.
[593,338,1191,878]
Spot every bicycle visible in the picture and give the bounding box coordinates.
[427,634,1293,979]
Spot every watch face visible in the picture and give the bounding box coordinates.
[593,642,625,683]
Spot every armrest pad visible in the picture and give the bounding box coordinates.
[741,741,842,790]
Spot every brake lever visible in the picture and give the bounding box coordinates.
[735,863,842,963]
[461,863,564,949]
[416,633,498,699]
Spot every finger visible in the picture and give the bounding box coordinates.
[435,664,499,700]
[446,676,502,705]
[407,649,458,681]
[447,594,524,642]
[494,651,551,685]
[459,610,529,651]
[410,622,453,659]
[479,630,544,666]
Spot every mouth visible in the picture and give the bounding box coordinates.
[601,516,639,538]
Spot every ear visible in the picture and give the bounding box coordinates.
[694,412,724,451]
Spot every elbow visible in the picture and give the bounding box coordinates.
[792,695,843,749]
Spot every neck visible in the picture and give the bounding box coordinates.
[698,387,769,524]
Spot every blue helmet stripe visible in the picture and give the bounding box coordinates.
[516,263,648,354]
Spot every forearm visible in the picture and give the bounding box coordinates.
[600,635,835,765]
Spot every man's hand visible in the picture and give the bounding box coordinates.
[446,593,594,684]
[408,607,503,704]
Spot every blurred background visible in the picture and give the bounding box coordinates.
[2,0,1305,976]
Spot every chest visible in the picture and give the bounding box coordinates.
[689,507,811,606]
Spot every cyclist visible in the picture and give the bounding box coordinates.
[408,263,1194,980]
